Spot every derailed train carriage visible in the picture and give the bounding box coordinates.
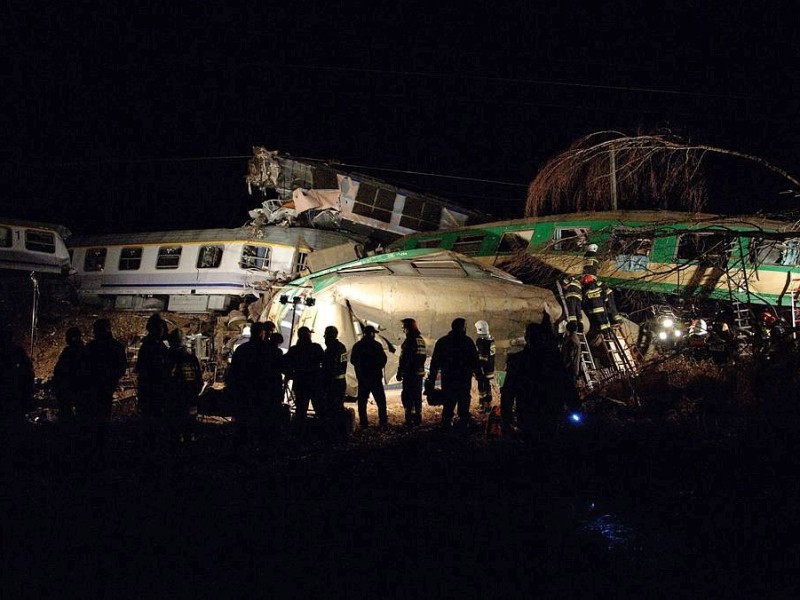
[68,226,361,313]
[0,218,72,275]
[263,249,562,396]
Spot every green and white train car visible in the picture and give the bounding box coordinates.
[388,210,800,308]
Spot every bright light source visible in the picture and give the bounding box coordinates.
[658,331,668,340]
[674,329,682,337]
[661,317,674,328]
[569,412,583,424]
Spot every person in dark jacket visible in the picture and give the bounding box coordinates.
[397,318,427,427]
[136,313,171,420]
[349,325,388,428]
[284,326,325,433]
[426,318,483,429]
[84,318,128,461]
[166,328,202,444]
[226,321,276,451]
[0,325,35,470]
[0,325,34,424]
[501,321,577,441]
[53,326,88,423]
[322,326,349,417]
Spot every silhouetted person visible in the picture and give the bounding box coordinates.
[501,322,576,442]
[350,325,388,428]
[284,326,324,434]
[226,321,270,452]
[84,318,127,462]
[426,318,482,429]
[136,313,171,420]
[166,328,202,445]
[53,326,88,423]
[397,318,426,427]
[0,325,34,424]
[322,325,349,417]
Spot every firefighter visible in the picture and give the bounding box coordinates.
[582,243,599,276]
[322,325,349,417]
[397,318,426,427]
[166,328,202,445]
[581,274,616,333]
[474,320,496,413]
[561,274,584,332]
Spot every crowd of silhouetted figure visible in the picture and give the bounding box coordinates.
[0,311,584,470]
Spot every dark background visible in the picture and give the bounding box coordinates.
[4,1,799,234]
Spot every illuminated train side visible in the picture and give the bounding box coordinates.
[68,226,356,313]
[388,210,800,308]
[0,219,72,275]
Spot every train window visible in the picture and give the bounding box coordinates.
[295,251,309,273]
[25,230,56,254]
[676,233,731,263]
[197,245,223,269]
[497,229,536,253]
[0,226,11,248]
[84,248,107,272]
[552,227,590,252]
[417,238,443,249]
[240,245,271,270]
[451,234,485,255]
[751,238,800,267]
[119,247,143,271]
[411,259,466,278]
[156,245,182,269]
[610,230,653,272]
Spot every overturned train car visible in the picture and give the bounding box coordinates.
[264,249,561,396]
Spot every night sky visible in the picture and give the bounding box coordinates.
[5,1,799,235]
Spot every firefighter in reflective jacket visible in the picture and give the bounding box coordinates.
[474,320,496,413]
[397,318,427,426]
[322,326,349,416]
[562,275,584,332]
[582,243,600,276]
[581,274,623,332]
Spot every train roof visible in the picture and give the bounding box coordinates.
[0,217,71,239]
[393,210,800,238]
[67,226,357,249]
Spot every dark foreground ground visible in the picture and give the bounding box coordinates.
[2,397,800,600]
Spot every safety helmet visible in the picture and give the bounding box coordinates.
[580,274,597,285]
[585,243,598,253]
[475,320,490,336]
[324,325,338,338]
[761,310,777,326]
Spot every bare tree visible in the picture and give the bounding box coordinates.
[525,131,800,217]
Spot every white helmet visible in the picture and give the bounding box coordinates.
[586,243,598,253]
[475,320,490,336]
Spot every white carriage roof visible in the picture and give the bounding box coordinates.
[67,226,357,249]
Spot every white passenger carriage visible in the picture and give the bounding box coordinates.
[0,218,72,275]
[68,226,358,313]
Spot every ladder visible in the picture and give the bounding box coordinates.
[556,280,600,391]
[601,329,639,377]
[724,237,753,346]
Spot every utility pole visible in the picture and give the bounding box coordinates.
[609,147,618,211]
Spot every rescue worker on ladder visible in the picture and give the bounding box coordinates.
[474,320,496,413]
[562,274,584,334]
[581,273,623,334]
[582,243,600,276]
